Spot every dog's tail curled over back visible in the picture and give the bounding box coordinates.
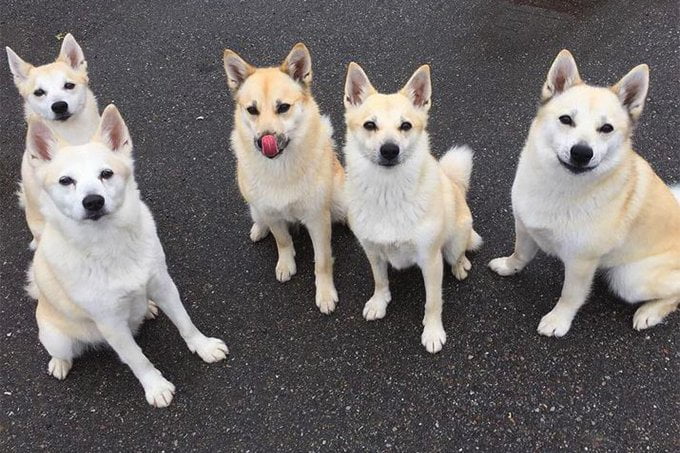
[671,185,680,204]
[439,145,474,196]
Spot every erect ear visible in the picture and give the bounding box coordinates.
[612,64,649,121]
[96,104,132,154]
[400,64,432,110]
[281,43,312,85]
[541,49,582,102]
[223,49,255,93]
[57,33,87,71]
[344,62,376,108]
[27,119,59,162]
[6,46,33,85]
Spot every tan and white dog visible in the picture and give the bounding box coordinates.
[343,63,482,353]
[223,43,345,314]
[26,105,228,407]
[489,50,680,336]
[7,34,100,248]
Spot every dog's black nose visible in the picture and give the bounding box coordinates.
[380,143,400,161]
[82,194,105,211]
[570,144,593,166]
[51,101,69,114]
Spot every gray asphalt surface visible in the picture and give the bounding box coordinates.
[1,0,679,451]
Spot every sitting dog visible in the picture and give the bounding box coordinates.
[342,62,481,353]
[489,50,680,336]
[7,34,100,247]
[223,43,345,314]
[26,104,228,407]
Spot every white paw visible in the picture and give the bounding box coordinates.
[29,238,38,251]
[275,255,297,282]
[633,305,666,331]
[145,300,159,320]
[421,323,447,354]
[316,284,338,315]
[453,255,472,281]
[362,292,391,321]
[48,358,72,380]
[144,373,176,408]
[249,222,269,242]
[537,309,574,337]
[188,336,229,363]
[488,257,520,276]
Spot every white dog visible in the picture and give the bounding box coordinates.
[26,104,228,407]
[7,34,100,247]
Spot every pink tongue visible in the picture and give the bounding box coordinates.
[261,135,279,157]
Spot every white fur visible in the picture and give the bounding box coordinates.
[28,106,228,407]
[672,185,680,203]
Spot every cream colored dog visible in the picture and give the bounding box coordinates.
[7,34,100,248]
[26,105,228,407]
[343,63,481,353]
[490,50,680,336]
[223,43,345,314]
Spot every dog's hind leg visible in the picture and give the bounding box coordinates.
[37,308,75,380]
[489,216,538,276]
[633,297,680,330]
[444,223,473,281]
[249,206,270,242]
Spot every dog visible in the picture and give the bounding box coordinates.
[25,104,228,407]
[222,43,345,314]
[7,34,100,248]
[489,50,680,336]
[342,63,482,353]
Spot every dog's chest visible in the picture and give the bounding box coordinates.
[372,240,419,270]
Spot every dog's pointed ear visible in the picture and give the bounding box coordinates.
[6,46,33,85]
[223,49,254,93]
[612,64,649,121]
[27,119,58,162]
[281,43,312,85]
[96,105,132,154]
[57,33,87,71]
[344,62,375,108]
[542,49,581,102]
[400,65,431,110]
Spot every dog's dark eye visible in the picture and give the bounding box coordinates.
[363,121,377,131]
[59,176,74,186]
[276,103,291,114]
[399,121,412,131]
[100,169,114,180]
[559,115,573,126]
[64,82,75,90]
[246,105,259,115]
[599,123,614,134]
[34,89,46,97]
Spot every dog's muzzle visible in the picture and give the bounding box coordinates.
[255,133,289,159]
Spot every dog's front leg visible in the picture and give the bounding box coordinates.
[419,249,446,354]
[96,319,175,407]
[147,270,229,363]
[362,246,390,321]
[489,215,538,276]
[537,257,599,337]
[269,219,297,282]
[305,211,338,314]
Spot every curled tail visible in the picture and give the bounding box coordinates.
[671,185,680,204]
[439,145,474,196]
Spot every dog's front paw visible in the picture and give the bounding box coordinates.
[188,335,229,363]
[488,257,520,276]
[421,323,447,354]
[275,255,297,282]
[633,304,666,331]
[249,222,269,242]
[453,255,472,280]
[145,300,159,320]
[537,309,573,337]
[315,283,338,315]
[362,292,391,321]
[48,358,72,380]
[143,372,176,408]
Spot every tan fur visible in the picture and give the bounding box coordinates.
[224,44,344,314]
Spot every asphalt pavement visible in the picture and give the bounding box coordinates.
[1,0,679,451]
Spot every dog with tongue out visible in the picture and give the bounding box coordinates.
[223,43,346,315]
